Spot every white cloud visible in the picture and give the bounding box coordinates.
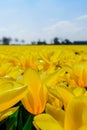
[77,14,87,20]
[44,20,81,33]
[37,20,84,42]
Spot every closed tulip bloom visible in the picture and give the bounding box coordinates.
[21,68,48,115]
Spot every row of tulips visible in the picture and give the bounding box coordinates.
[0,45,87,130]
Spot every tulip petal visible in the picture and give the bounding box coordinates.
[33,113,63,130]
[46,103,65,127]
[23,68,41,93]
[0,63,11,77]
[44,69,65,88]
[0,78,27,112]
[72,87,85,96]
[79,125,87,130]
[49,85,74,109]
[8,66,23,79]
[0,106,19,121]
[64,96,87,130]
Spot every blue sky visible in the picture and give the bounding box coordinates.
[0,0,87,43]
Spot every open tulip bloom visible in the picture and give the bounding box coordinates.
[33,96,87,130]
[0,77,28,120]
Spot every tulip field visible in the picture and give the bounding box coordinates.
[0,45,87,130]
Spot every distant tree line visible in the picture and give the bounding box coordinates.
[31,37,87,45]
[0,36,87,45]
[0,37,25,45]
[30,37,72,45]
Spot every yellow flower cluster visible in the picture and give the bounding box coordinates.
[0,45,87,130]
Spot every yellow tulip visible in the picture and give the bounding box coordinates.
[0,63,11,77]
[19,54,37,70]
[7,66,23,79]
[33,113,63,130]
[46,103,65,127]
[21,68,48,115]
[43,68,66,88]
[47,93,63,108]
[33,96,87,130]
[0,77,27,112]
[48,85,74,109]
[64,96,87,130]
[0,106,19,121]
[72,62,87,87]
[79,126,87,130]
[70,86,86,97]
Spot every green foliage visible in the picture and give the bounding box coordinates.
[23,115,35,130]
[0,103,36,130]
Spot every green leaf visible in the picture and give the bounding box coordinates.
[23,115,35,130]
[6,110,18,130]
[16,107,23,130]
[6,117,17,130]
[20,104,30,127]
